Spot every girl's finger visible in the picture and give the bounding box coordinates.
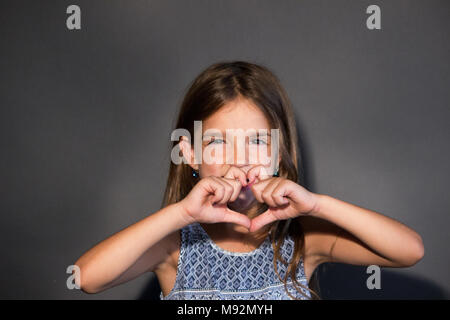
[247,165,272,185]
[249,178,272,203]
[223,166,247,187]
[272,183,290,206]
[249,210,277,233]
[261,178,282,207]
[222,207,251,229]
[203,178,225,204]
[211,176,234,205]
[227,178,243,202]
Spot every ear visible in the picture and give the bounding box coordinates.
[179,136,199,170]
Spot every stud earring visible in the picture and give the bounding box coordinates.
[192,169,199,178]
[273,170,279,177]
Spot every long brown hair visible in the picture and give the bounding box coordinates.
[162,60,321,300]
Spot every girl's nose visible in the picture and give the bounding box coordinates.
[231,141,249,166]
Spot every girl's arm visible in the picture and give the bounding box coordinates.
[247,170,424,269]
[74,173,250,294]
[74,202,191,294]
[302,194,425,268]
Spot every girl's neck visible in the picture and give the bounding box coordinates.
[200,222,269,251]
[201,202,271,247]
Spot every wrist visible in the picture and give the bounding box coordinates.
[172,201,196,227]
[308,193,328,218]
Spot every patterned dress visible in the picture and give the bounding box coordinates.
[160,222,311,300]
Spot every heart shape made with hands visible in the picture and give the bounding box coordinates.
[217,166,317,233]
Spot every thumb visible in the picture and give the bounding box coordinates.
[249,210,277,233]
[222,207,251,229]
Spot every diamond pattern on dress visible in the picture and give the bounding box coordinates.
[160,222,311,300]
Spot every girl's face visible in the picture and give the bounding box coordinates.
[196,97,277,210]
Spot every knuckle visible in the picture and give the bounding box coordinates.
[250,184,259,193]
[205,176,215,183]
[222,180,232,189]
[273,195,282,203]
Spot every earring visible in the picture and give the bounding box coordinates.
[192,169,199,178]
[273,170,279,177]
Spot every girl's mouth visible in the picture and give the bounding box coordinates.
[242,180,254,191]
[237,184,255,201]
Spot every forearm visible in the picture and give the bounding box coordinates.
[311,194,424,265]
[75,202,190,291]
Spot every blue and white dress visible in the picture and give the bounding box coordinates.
[160,222,311,300]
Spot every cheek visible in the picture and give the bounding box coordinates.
[202,144,227,165]
[248,144,273,166]
[199,164,225,178]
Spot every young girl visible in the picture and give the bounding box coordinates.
[74,61,424,300]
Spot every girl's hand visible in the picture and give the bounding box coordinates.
[178,168,251,229]
[248,167,319,232]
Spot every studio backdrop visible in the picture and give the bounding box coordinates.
[0,0,449,299]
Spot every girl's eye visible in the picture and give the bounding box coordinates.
[250,138,267,145]
[208,138,225,145]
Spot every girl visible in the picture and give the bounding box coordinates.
[74,61,424,300]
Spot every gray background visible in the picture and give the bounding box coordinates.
[1,0,449,299]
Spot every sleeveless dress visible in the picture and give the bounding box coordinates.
[160,222,311,300]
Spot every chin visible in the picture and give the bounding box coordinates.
[228,198,257,215]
